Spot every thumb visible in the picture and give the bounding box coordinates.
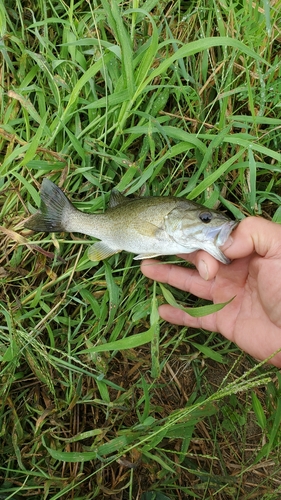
[222,216,281,260]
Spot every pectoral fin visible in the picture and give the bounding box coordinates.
[87,242,121,261]
[135,221,164,238]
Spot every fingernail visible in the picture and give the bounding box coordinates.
[221,236,233,251]
[198,259,209,280]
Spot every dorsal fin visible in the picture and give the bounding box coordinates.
[108,189,127,208]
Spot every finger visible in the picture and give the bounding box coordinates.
[222,217,281,260]
[158,304,218,331]
[159,304,281,367]
[140,259,214,300]
[178,251,221,280]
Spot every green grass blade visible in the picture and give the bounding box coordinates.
[159,284,235,317]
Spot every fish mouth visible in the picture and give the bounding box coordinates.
[205,220,239,247]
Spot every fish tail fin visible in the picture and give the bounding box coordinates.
[25,178,76,233]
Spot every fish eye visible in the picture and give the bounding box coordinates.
[199,211,213,223]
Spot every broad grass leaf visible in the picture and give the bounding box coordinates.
[12,171,40,204]
[142,450,175,473]
[191,342,227,363]
[155,126,208,155]
[7,90,43,125]
[272,206,281,223]
[79,326,154,354]
[104,261,120,326]
[130,10,158,88]
[251,391,267,430]
[44,446,98,462]
[218,196,245,220]
[230,115,281,126]
[97,434,136,456]
[187,150,245,200]
[0,2,7,37]
[79,288,101,317]
[57,429,105,444]
[248,147,257,210]
[96,379,110,403]
[18,113,48,168]
[24,51,61,108]
[159,283,234,317]
[268,397,281,454]
[84,89,129,109]
[125,142,203,194]
[1,340,19,363]
[102,0,134,97]
[141,492,172,500]
[253,442,271,464]
[48,51,114,138]
[225,136,281,162]
[142,36,268,91]
[150,283,160,378]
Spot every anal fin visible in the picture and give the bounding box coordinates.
[134,253,162,260]
[88,242,121,261]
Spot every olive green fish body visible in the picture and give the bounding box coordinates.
[25,179,238,263]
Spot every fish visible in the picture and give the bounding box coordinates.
[24,178,238,264]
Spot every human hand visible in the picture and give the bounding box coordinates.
[141,217,281,367]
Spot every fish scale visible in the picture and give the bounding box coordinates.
[25,179,238,264]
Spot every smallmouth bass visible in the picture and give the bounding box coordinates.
[24,179,238,264]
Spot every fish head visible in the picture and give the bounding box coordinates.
[164,204,239,264]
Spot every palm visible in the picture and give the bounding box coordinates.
[141,253,281,366]
[200,255,281,360]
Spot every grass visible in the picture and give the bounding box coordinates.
[1,0,281,498]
